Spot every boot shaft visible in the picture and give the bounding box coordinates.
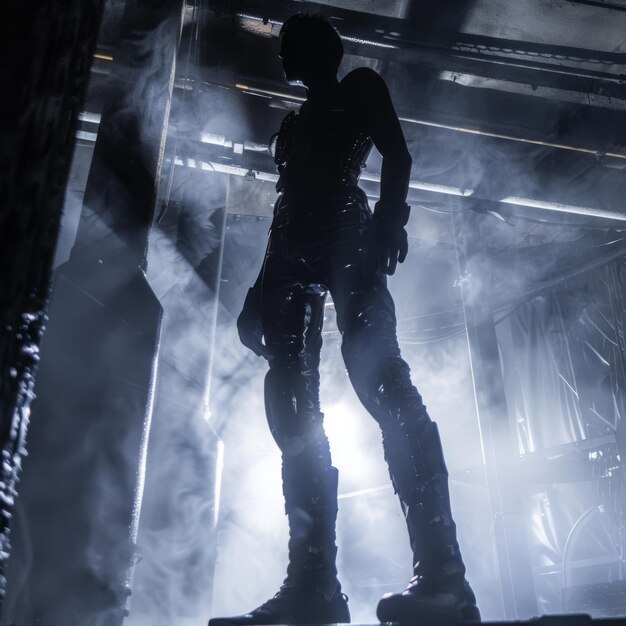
[282,462,341,597]
[383,419,466,580]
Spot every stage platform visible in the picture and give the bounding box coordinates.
[233,617,626,626]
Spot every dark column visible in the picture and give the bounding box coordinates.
[452,207,538,619]
[4,2,185,625]
[0,1,104,611]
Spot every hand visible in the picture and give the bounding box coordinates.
[237,288,270,359]
[374,218,409,276]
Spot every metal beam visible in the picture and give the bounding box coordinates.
[208,0,626,101]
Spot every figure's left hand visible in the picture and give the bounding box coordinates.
[237,288,270,359]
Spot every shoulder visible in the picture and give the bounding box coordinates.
[278,109,298,130]
[341,67,389,94]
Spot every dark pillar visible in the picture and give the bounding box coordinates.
[4,2,185,625]
[452,208,538,619]
[0,1,104,611]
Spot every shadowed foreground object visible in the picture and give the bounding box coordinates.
[0,0,104,610]
[3,2,183,624]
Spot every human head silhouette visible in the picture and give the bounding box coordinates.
[279,13,343,86]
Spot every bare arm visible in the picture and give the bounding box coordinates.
[344,68,412,273]
[344,68,412,220]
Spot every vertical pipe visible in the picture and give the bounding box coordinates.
[451,206,538,619]
[204,175,230,419]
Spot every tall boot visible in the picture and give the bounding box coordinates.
[376,420,481,623]
[209,464,349,626]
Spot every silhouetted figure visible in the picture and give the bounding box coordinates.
[210,13,480,625]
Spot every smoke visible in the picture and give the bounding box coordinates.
[7,3,626,624]
[193,202,498,623]
[110,56,626,625]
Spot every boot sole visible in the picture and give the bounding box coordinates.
[377,594,481,624]
[208,603,350,626]
[209,618,349,626]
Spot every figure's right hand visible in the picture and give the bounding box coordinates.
[371,207,409,276]
[375,219,408,276]
[237,288,270,359]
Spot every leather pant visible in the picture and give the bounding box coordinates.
[260,189,432,477]
[259,190,466,584]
